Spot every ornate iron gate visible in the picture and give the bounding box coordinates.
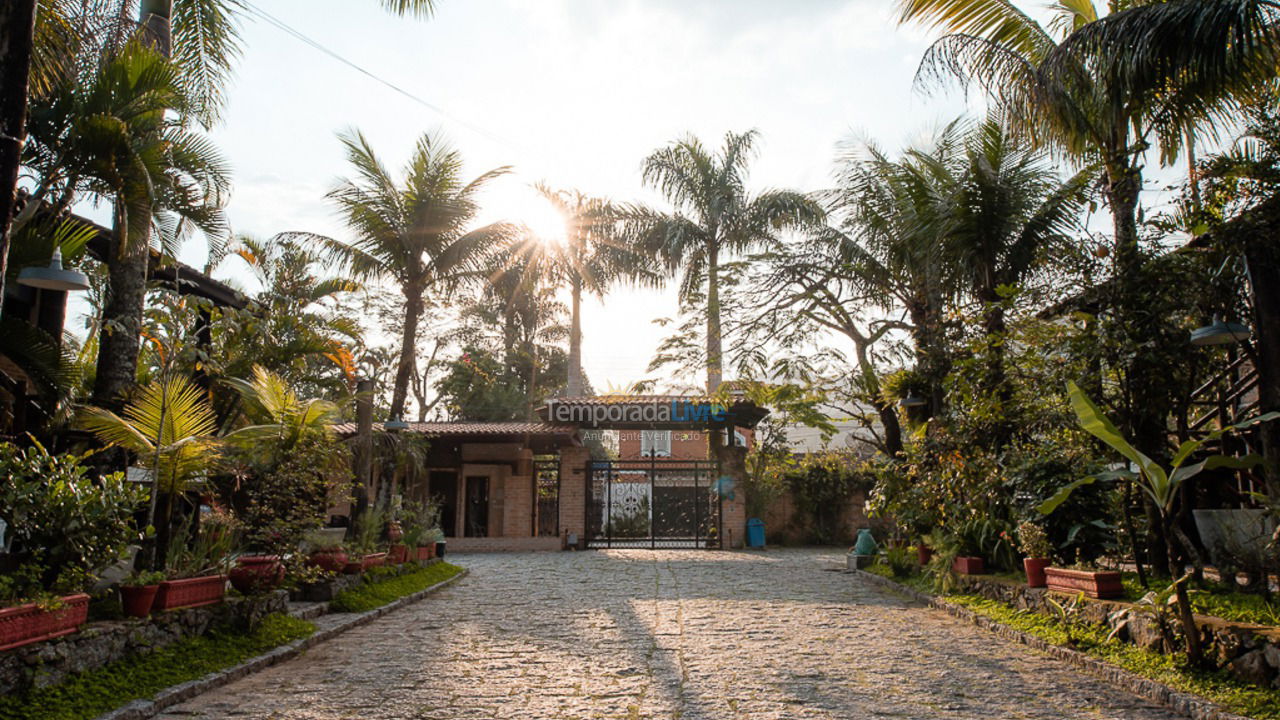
[586,458,720,549]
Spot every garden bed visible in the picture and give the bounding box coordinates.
[0,613,314,720]
[0,591,287,697]
[859,565,1280,720]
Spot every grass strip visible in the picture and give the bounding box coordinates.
[0,614,315,720]
[329,561,462,613]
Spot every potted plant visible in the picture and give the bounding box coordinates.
[305,531,348,573]
[952,556,985,574]
[154,517,234,611]
[1017,521,1053,588]
[119,570,166,618]
[229,554,285,594]
[1044,563,1123,599]
[0,563,92,652]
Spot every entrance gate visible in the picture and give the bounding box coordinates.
[586,458,720,549]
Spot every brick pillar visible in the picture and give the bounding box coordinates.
[714,443,748,549]
[557,446,591,549]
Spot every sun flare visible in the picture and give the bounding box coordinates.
[513,190,569,246]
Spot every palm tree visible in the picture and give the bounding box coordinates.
[944,120,1091,403]
[308,129,513,421]
[19,39,232,408]
[893,0,1212,481]
[79,374,220,569]
[535,184,656,397]
[1044,0,1280,501]
[631,130,823,392]
[220,234,362,394]
[223,364,341,468]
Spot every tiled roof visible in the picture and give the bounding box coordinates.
[331,421,579,437]
[547,394,753,406]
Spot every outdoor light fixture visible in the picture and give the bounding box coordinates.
[1190,315,1251,346]
[17,248,89,292]
[898,394,927,408]
[384,416,409,431]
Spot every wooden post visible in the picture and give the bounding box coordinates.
[352,378,375,536]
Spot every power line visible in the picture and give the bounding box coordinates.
[238,0,518,150]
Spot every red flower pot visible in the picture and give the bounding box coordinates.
[361,552,387,570]
[341,559,363,574]
[415,546,431,562]
[308,548,349,573]
[1044,567,1123,599]
[0,594,90,651]
[953,556,985,575]
[917,543,933,565]
[1023,557,1051,588]
[388,545,408,564]
[154,576,227,611]
[229,556,285,594]
[120,585,160,618]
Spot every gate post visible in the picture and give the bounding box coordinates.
[557,445,591,549]
[714,443,748,549]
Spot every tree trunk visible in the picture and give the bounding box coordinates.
[566,274,584,396]
[0,0,38,321]
[94,0,173,407]
[706,243,723,393]
[1166,515,1205,667]
[389,279,424,421]
[92,205,150,407]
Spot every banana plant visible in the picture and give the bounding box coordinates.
[1039,381,1278,667]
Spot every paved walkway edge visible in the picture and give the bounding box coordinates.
[96,567,470,720]
[853,569,1255,720]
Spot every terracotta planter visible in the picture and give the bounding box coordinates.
[308,548,349,573]
[0,594,90,651]
[229,556,285,594]
[388,544,409,564]
[953,556,985,575]
[361,552,387,570]
[120,585,160,618]
[154,575,227,611]
[341,559,363,574]
[415,546,432,562]
[1023,557,1051,588]
[917,543,933,566]
[1045,567,1123,599]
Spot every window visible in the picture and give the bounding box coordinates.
[733,430,747,448]
[640,430,671,457]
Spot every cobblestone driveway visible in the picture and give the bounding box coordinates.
[161,549,1182,719]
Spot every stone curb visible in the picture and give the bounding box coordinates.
[852,569,1255,720]
[95,567,469,720]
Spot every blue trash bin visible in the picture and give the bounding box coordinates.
[746,518,766,548]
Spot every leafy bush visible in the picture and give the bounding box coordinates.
[0,441,147,598]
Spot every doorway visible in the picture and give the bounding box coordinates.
[428,471,458,537]
[465,476,489,537]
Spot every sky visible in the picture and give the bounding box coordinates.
[80,0,993,393]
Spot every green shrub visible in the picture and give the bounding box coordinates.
[0,614,314,720]
[330,562,462,613]
[0,441,147,599]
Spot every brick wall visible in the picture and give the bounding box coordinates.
[557,446,591,547]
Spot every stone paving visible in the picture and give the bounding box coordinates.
[159,549,1184,719]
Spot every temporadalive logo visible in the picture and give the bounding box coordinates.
[548,399,727,426]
